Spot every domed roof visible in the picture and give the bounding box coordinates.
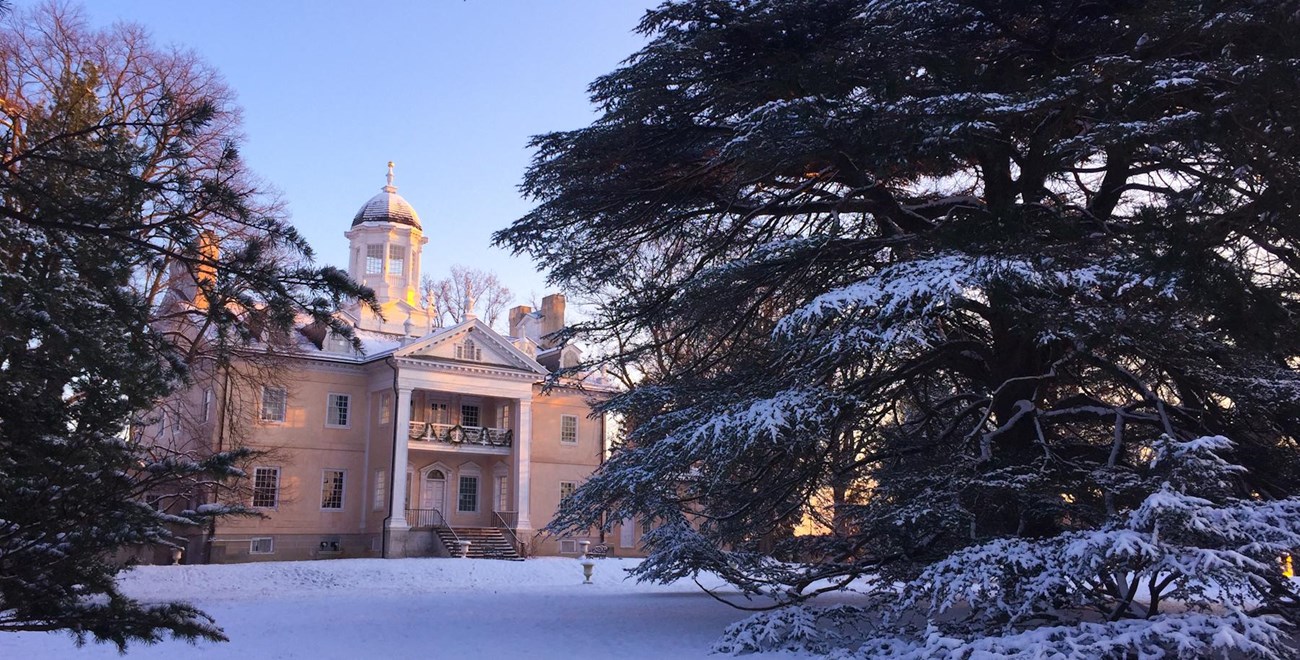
[351,162,422,229]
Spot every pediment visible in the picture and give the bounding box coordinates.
[396,319,548,375]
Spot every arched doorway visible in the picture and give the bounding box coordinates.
[420,468,447,524]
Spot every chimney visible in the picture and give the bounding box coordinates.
[540,293,565,349]
[194,230,219,310]
[508,305,533,337]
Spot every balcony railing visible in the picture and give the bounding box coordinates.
[409,422,513,448]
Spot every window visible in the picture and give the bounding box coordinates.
[388,245,405,276]
[561,415,578,444]
[327,393,350,428]
[366,245,383,275]
[620,518,636,548]
[252,467,280,508]
[373,469,386,511]
[458,475,479,512]
[559,539,578,554]
[430,402,449,424]
[201,388,212,423]
[455,339,482,361]
[379,392,392,425]
[260,387,286,423]
[250,537,274,554]
[497,404,510,429]
[325,332,352,354]
[460,404,480,428]
[560,480,577,502]
[321,469,345,510]
[495,475,508,512]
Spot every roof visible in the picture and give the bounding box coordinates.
[351,162,422,229]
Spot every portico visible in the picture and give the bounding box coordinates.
[381,319,547,557]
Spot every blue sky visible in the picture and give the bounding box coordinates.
[82,1,656,303]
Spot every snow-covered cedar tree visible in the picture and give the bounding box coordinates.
[0,4,372,650]
[495,0,1300,655]
[715,436,1300,657]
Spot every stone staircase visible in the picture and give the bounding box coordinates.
[434,526,523,560]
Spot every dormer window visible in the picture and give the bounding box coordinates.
[455,339,482,362]
[325,332,352,354]
[388,245,405,277]
[365,245,383,275]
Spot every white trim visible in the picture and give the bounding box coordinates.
[394,318,549,375]
[325,392,352,429]
[365,244,383,275]
[492,462,509,513]
[373,468,386,512]
[251,466,281,509]
[456,462,482,514]
[379,392,393,425]
[420,461,453,480]
[560,414,578,445]
[419,462,450,516]
[259,386,287,424]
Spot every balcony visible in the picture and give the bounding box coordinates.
[408,422,512,455]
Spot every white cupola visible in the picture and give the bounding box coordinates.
[343,162,432,335]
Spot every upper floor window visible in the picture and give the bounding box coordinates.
[201,388,213,423]
[380,392,393,425]
[560,480,577,502]
[430,402,450,424]
[460,404,480,428]
[252,467,280,508]
[561,414,578,444]
[455,339,482,361]
[388,245,405,277]
[260,387,286,423]
[327,393,350,428]
[366,245,383,275]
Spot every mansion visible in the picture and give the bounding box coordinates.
[163,165,631,563]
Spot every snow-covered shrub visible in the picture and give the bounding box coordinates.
[716,436,1300,658]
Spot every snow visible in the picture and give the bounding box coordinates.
[0,557,807,659]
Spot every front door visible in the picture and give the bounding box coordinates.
[421,469,446,523]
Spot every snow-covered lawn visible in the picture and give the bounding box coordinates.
[0,557,799,659]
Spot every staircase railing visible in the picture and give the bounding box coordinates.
[405,507,446,528]
[493,510,524,557]
[405,507,463,551]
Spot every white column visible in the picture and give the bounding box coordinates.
[388,387,413,530]
[513,397,533,531]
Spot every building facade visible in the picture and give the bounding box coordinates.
[164,165,632,563]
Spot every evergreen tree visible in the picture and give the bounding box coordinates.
[497,0,1300,654]
[0,5,371,649]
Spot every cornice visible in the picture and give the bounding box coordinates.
[392,356,541,382]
